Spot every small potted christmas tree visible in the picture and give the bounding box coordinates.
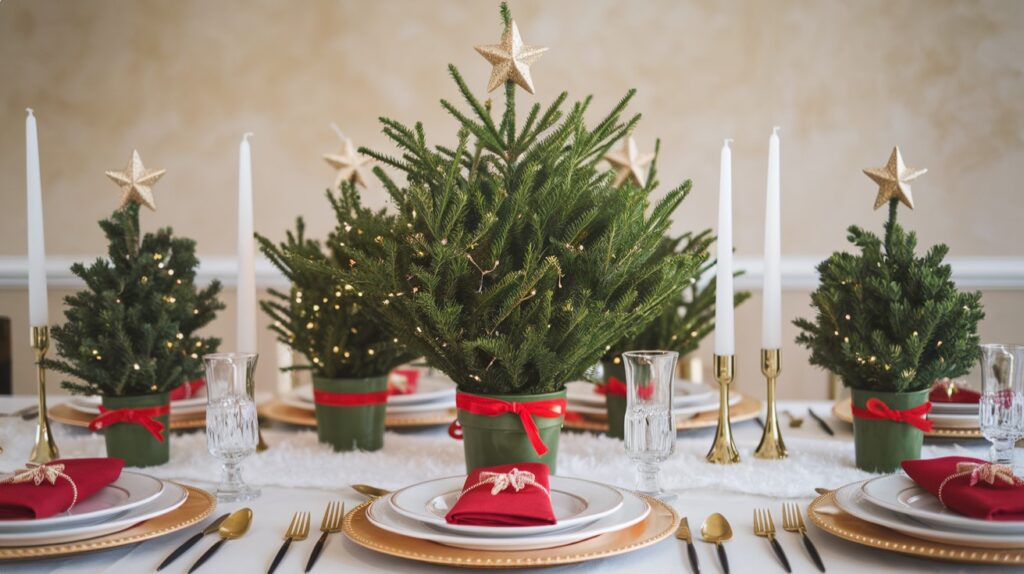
[45,152,223,466]
[316,4,705,472]
[601,230,750,438]
[795,147,983,472]
[257,183,417,451]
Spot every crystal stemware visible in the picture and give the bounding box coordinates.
[622,350,678,501]
[978,344,1024,469]
[203,352,261,502]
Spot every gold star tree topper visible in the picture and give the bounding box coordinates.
[863,146,927,210]
[323,126,372,189]
[105,150,166,211]
[603,137,655,188]
[474,19,548,94]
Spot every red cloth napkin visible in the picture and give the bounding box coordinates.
[445,462,556,526]
[902,456,1024,521]
[388,369,420,395]
[0,458,124,520]
[929,381,980,404]
[170,379,205,401]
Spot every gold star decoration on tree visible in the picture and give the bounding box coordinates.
[323,126,372,188]
[105,150,166,211]
[474,19,548,94]
[603,136,655,188]
[863,146,927,210]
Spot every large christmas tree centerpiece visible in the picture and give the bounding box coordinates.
[44,152,224,466]
[257,181,418,452]
[794,147,984,472]
[319,4,705,471]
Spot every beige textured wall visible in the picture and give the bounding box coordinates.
[1,0,1022,398]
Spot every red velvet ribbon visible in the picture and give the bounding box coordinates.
[88,404,170,442]
[449,393,567,456]
[313,388,389,407]
[851,398,934,432]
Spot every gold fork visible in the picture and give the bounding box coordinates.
[675,517,700,573]
[754,508,791,572]
[782,502,826,572]
[304,501,344,573]
[268,511,309,574]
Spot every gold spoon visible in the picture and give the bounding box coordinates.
[785,410,805,428]
[701,513,733,574]
[352,484,391,498]
[188,508,253,573]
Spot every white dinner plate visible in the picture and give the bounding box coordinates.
[566,380,714,408]
[387,373,457,406]
[0,471,165,533]
[861,474,1024,534]
[366,488,650,551]
[927,412,980,429]
[388,475,624,537]
[68,392,271,416]
[834,480,1024,549]
[287,387,454,415]
[0,481,187,547]
[930,402,979,415]
[566,391,739,418]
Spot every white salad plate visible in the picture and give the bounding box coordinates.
[567,391,739,417]
[835,480,1024,549]
[930,402,979,415]
[388,475,624,537]
[566,380,713,408]
[386,374,457,406]
[861,474,1024,534]
[69,395,207,416]
[0,480,187,547]
[927,412,980,429]
[366,488,650,551]
[0,471,165,533]
[289,386,454,414]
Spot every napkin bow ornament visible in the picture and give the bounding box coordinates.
[937,462,1024,507]
[850,397,934,432]
[0,463,79,510]
[461,468,548,497]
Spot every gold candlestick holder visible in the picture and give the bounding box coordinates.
[29,326,60,464]
[706,354,740,464]
[754,348,787,459]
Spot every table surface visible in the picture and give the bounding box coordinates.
[0,395,1008,574]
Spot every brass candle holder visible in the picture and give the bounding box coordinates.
[706,354,740,464]
[754,348,787,459]
[29,326,60,464]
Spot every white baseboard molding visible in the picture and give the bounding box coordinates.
[0,255,1022,290]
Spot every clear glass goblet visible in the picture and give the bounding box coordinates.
[622,350,678,501]
[978,344,1024,469]
[203,352,261,502]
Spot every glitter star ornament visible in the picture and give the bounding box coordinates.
[863,146,927,210]
[324,128,372,189]
[474,19,548,94]
[105,150,166,211]
[603,137,655,187]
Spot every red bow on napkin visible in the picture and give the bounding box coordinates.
[388,369,420,395]
[903,456,1024,521]
[170,379,205,401]
[445,463,556,526]
[929,380,980,404]
[0,458,124,520]
[595,377,654,399]
[851,398,934,432]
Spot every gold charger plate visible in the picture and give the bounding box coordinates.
[343,494,677,568]
[563,393,761,433]
[0,484,215,561]
[49,403,207,430]
[808,489,1024,564]
[831,398,983,439]
[259,398,457,429]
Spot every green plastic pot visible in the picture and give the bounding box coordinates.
[851,387,930,472]
[313,375,388,452]
[602,360,626,440]
[458,389,566,474]
[100,392,170,467]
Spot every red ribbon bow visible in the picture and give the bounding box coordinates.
[88,404,170,442]
[851,398,934,432]
[313,388,389,407]
[595,377,628,397]
[449,393,566,456]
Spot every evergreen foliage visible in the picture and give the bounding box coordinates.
[45,203,223,396]
[257,185,418,379]
[794,199,984,393]
[305,5,706,395]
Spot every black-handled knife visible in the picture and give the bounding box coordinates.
[157,513,230,571]
[188,538,226,574]
[686,541,701,574]
[769,537,792,572]
[801,532,826,572]
[715,542,730,574]
[807,408,835,436]
[267,538,292,574]
[304,531,328,573]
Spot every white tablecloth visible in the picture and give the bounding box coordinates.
[0,396,1007,573]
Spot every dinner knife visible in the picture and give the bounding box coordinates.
[807,408,835,436]
[156,513,230,571]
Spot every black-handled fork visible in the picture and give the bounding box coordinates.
[782,502,826,572]
[304,501,344,572]
[754,507,791,572]
[268,511,310,574]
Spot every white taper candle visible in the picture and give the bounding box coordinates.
[237,133,257,354]
[26,109,48,327]
[762,127,782,349]
[715,139,735,356]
